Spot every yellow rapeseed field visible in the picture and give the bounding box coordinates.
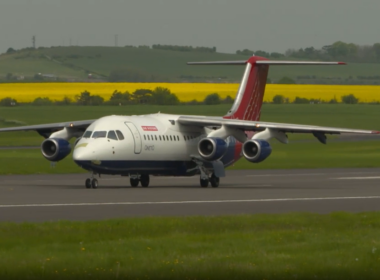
[0,83,380,103]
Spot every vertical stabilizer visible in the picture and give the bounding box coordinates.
[224,56,269,121]
[187,57,345,122]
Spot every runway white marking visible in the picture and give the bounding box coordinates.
[1,196,380,208]
[334,177,380,180]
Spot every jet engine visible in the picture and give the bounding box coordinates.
[242,139,272,163]
[41,138,72,162]
[198,137,227,161]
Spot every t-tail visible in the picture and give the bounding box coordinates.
[188,56,345,121]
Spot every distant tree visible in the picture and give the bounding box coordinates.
[32,97,53,106]
[328,97,338,104]
[132,89,153,104]
[0,97,17,107]
[55,96,72,105]
[293,97,310,104]
[90,95,104,106]
[374,43,380,61]
[221,95,234,104]
[277,77,296,84]
[107,90,132,105]
[5,73,13,80]
[76,91,91,105]
[255,50,270,57]
[6,47,16,54]
[270,52,284,59]
[272,95,285,104]
[150,87,179,105]
[203,93,221,105]
[341,94,359,104]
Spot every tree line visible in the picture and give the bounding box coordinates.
[0,87,234,107]
[272,94,362,104]
[236,41,380,63]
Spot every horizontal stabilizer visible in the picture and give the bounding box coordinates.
[187,60,346,66]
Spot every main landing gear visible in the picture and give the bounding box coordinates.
[130,174,150,188]
[200,173,220,188]
[85,173,99,189]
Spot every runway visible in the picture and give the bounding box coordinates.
[0,168,380,222]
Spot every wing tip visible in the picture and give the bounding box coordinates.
[371,131,380,134]
[338,62,346,65]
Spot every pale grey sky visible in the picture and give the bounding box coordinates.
[0,0,379,54]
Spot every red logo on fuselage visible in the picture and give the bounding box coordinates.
[142,126,158,131]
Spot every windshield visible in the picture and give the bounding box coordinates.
[92,131,107,138]
[83,130,92,138]
[107,130,118,140]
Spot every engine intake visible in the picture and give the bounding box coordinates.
[198,137,227,161]
[41,138,71,162]
[242,139,272,163]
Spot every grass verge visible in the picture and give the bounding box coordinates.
[1,140,380,175]
[1,213,380,279]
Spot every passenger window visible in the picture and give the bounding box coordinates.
[144,135,146,140]
[148,135,150,140]
[183,136,186,141]
[177,136,179,141]
[116,130,124,140]
[107,130,118,140]
[159,136,162,141]
[92,131,107,138]
[83,130,92,138]
[166,136,169,141]
[170,136,172,141]
[163,135,165,141]
[155,135,157,141]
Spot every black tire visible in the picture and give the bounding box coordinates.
[130,178,139,187]
[85,178,91,189]
[210,174,220,188]
[140,174,150,187]
[91,178,98,189]
[200,178,209,188]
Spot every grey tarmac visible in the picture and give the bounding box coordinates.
[0,168,380,222]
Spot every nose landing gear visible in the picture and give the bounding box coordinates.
[85,173,99,189]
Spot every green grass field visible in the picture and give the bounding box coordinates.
[0,104,380,174]
[1,46,380,83]
[1,213,380,279]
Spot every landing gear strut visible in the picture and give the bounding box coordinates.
[200,173,219,188]
[85,173,98,189]
[129,174,150,188]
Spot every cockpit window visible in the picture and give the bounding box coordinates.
[116,130,124,140]
[92,131,107,138]
[107,130,118,140]
[83,130,92,138]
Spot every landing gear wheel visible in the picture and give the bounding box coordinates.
[200,178,209,188]
[140,174,150,187]
[130,178,139,187]
[85,178,91,189]
[210,174,220,188]
[91,178,98,189]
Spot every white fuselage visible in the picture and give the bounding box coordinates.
[73,114,241,176]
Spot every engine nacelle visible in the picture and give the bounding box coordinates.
[242,139,272,163]
[198,137,227,161]
[41,138,72,162]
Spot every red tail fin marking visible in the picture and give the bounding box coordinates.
[224,56,269,122]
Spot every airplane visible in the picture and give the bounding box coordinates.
[0,56,379,189]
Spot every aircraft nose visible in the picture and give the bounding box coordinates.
[73,146,93,161]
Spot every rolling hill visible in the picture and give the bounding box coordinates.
[1,46,380,84]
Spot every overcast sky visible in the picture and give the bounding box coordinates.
[0,0,379,54]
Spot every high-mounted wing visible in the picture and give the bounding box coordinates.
[0,120,94,138]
